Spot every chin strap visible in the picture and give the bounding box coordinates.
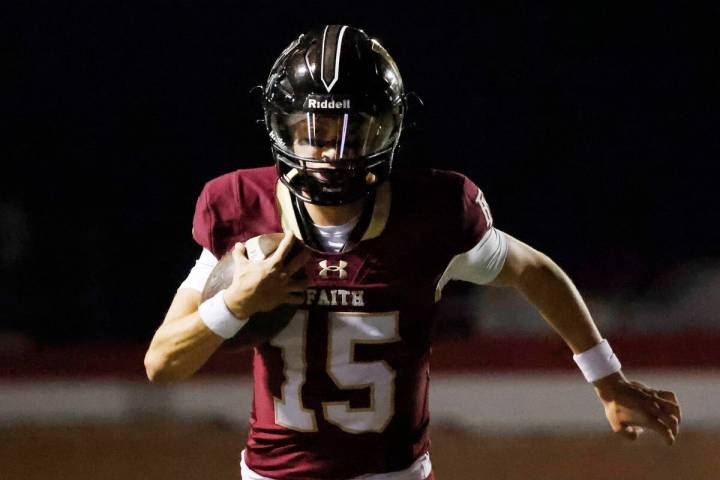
[291,190,376,254]
[291,195,322,252]
[343,190,375,253]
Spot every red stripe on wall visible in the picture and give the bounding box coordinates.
[2,332,718,380]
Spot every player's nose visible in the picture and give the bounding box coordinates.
[321,147,338,161]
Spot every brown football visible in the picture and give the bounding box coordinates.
[201,233,306,350]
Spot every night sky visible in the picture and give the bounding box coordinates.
[5,2,719,344]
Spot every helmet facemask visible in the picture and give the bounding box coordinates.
[268,109,402,205]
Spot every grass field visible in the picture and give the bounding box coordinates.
[2,420,717,480]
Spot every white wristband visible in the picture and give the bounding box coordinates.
[198,290,249,339]
[573,339,622,383]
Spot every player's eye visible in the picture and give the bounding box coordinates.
[317,140,336,149]
[343,143,360,151]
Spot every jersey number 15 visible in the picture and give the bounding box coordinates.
[270,310,400,434]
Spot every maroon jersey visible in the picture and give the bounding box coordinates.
[192,166,492,479]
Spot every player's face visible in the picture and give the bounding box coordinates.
[277,112,394,207]
[291,116,381,194]
[291,115,362,163]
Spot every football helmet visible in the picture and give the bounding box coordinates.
[263,25,406,206]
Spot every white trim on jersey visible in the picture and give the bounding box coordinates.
[435,227,509,301]
[178,248,218,292]
[240,450,432,480]
[177,240,273,293]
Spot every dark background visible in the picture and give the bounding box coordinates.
[4,2,719,344]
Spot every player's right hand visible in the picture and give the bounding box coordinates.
[222,233,310,319]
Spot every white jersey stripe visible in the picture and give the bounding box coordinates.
[178,248,218,292]
[435,227,509,301]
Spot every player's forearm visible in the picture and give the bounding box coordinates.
[144,312,225,383]
[493,236,602,354]
[517,253,602,354]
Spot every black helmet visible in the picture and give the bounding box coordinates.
[263,25,406,206]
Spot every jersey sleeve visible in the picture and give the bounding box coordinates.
[436,175,507,298]
[190,173,242,258]
[445,228,508,282]
[178,248,219,292]
[458,175,494,252]
[190,168,281,258]
[192,184,216,253]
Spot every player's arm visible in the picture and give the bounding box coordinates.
[144,234,308,383]
[144,288,225,384]
[489,233,681,445]
[489,234,601,354]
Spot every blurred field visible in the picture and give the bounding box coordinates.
[2,343,717,479]
[2,420,718,480]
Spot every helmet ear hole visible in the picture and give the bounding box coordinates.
[263,25,406,206]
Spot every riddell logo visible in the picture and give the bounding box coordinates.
[305,98,351,110]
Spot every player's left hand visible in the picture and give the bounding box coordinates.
[593,372,681,446]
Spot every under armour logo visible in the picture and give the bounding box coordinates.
[318,260,348,279]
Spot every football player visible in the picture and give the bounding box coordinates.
[145,25,681,480]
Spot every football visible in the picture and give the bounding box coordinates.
[201,233,306,350]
